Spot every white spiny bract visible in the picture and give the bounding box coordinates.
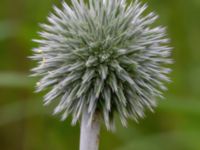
[31,0,172,130]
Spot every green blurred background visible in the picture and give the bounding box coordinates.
[0,0,200,150]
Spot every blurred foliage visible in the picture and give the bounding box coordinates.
[0,0,200,150]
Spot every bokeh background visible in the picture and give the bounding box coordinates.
[0,0,200,150]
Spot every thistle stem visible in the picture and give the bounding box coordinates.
[80,111,101,150]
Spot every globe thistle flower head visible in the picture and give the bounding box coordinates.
[31,0,172,130]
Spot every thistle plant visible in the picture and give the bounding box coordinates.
[31,0,172,150]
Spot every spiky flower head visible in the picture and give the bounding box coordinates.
[31,0,172,130]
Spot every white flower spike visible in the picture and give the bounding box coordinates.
[31,0,172,131]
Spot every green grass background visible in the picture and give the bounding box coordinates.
[0,0,200,150]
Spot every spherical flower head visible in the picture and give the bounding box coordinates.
[31,0,172,130]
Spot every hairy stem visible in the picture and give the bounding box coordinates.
[80,111,101,150]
